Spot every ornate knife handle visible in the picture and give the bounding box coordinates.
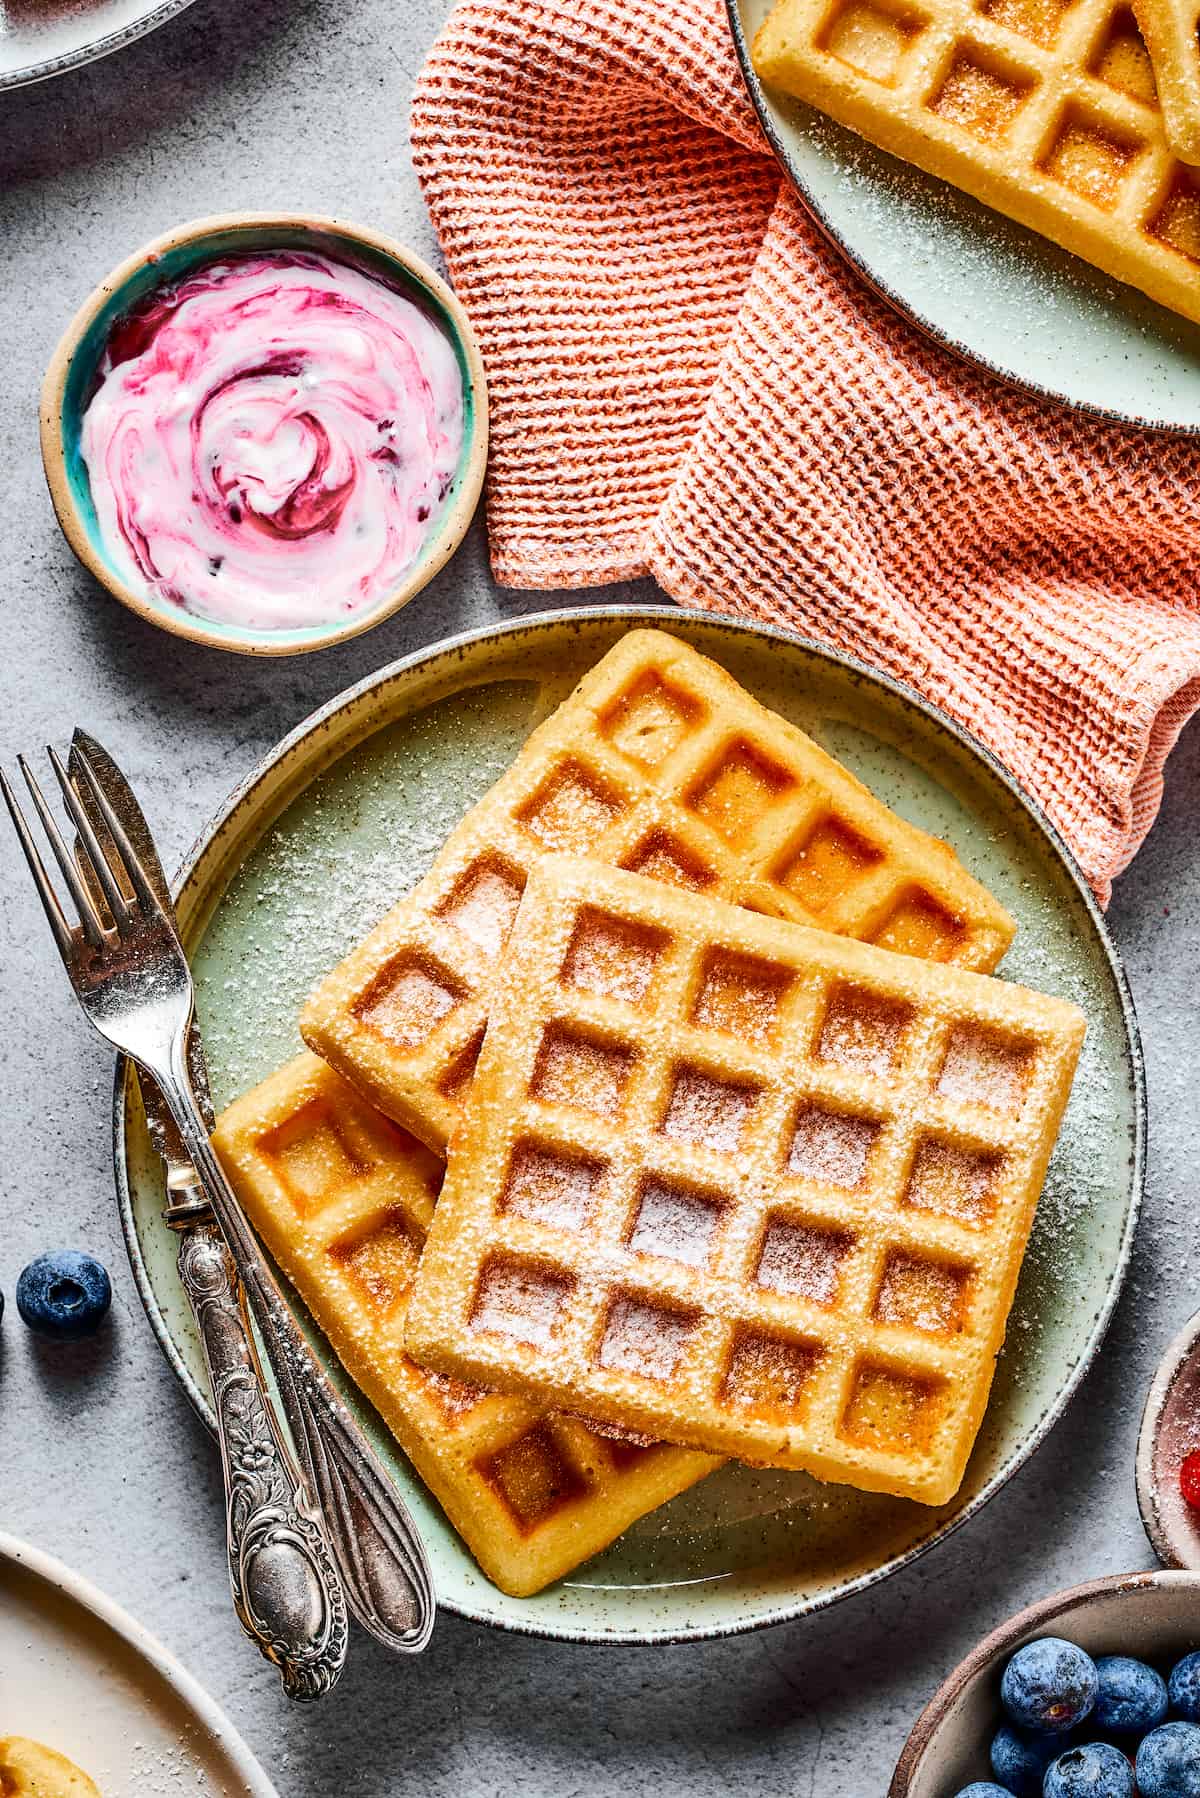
[173,1210,350,1700]
[160,1039,436,1655]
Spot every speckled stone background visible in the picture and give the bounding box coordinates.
[0,3,1196,1790]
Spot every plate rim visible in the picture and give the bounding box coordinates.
[112,601,1146,1644]
[724,0,1200,440]
[0,1530,279,1794]
[0,0,201,93]
[1135,1302,1200,1569]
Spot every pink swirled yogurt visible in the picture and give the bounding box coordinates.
[80,249,465,632]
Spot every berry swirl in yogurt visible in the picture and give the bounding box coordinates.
[80,250,465,632]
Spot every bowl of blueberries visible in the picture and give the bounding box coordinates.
[890,1568,1200,1797]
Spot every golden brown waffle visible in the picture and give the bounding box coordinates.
[752,0,1200,326]
[1132,0,1200,161]
[212,1052,718,1598]
[301,629,1014,1152]
[0,1740,100,1798]
[405,857,1084,1508]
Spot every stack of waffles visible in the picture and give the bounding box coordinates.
[751,0,1200,326]
[213,630,1085,1598]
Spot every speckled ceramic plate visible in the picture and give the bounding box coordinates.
[0,0,198,91]
[114,606,1143,1644]
[727,0,1200,432]
[0,1533,278,1795]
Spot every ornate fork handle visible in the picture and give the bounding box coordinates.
[160,1040,436,1654]
[0,738,432,1666]
[173,1209,349,1700]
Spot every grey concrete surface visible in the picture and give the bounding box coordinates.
[0,2,1197,1791]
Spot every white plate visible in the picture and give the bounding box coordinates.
[0,0,198,92]
[727,0,1200,432]
[0,1532,278,1797]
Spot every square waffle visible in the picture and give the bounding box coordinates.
[301,629,1014,1152]
[752,0,1200,326]
[212,1052,719,1598]
[404,857,1085,1507]
[1131,0,1200,161]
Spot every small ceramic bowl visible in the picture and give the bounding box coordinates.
[40,211,488,656]
[890,1568,1200,1795]
[1138,1307,1200,1571]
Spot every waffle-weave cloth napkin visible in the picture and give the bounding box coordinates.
[411,0,1200,900]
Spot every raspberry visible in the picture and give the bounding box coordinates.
[1179,1451,1200,1511]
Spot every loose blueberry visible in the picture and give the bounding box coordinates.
[989,1721,1061,1796]
[1137,1721,1200,1798]
[1044,1741,1134,1798]
[1172,1654,1200,1723]
[16,1251,111,1339]
[1000,1639,1098,1735]
[1095,1654,1169,1735]
[950,1787,1015,1798]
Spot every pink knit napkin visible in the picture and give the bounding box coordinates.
[411,0,1200,900]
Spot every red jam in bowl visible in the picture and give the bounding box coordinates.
[80,249,465,633]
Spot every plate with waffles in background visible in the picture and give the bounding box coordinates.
[727,0,1200,432]
[0,1533,277,1795]
[0,0,202,94]
[115,607,1142,1643]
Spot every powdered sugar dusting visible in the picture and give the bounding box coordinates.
[661,1068,757,1152]
[599,1296,695,1380]
[194,681,538,1104]
[179,647,1138,1584]
[629,1180,724,1268]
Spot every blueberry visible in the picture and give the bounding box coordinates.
[949,1787,1015,1797]
[1044,1741,1134,1798]
[1171,1654,1200,1723]
[1136,1721,1200,1797]
[16,1251,111,1339]
[1095,1654,1169,1734]
[1000,1638,1098,1734]
[989,1721,1061,1795]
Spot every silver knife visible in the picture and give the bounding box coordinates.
[70,731,350,1702]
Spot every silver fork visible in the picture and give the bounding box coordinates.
[3,743,436,1662]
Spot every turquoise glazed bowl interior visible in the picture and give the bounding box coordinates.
[49,216,485,654]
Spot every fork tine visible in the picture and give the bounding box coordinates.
[48,745,133,930]
[70,746,162,917]
[0,766,76,959]
[17,755,107,947]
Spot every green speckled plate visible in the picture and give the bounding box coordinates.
[114,607,1143,1643]
[727,0,1200,432]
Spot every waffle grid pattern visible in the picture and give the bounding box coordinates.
[1133,0,1200,161]
[406,858,1085,1507]
[301,631,1014,1151]
[753,0,1200,322]
[410,0,1200,906]
[213,1053,718,1598]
